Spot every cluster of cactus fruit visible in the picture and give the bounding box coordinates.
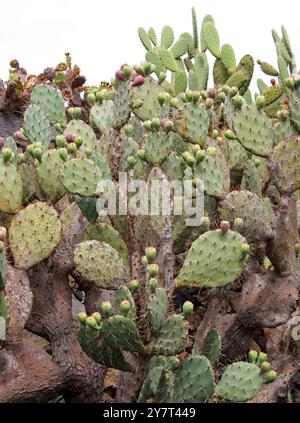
[0,7,300,403]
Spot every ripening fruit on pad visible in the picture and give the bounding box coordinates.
[175,229,249,288]
[9,202,62,269]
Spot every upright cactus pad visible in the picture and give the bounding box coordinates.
[176,229,249,288]
[9,202,61,269]
[0,162,23,214]
[149,315,188,355]
[113,81,132,129]
[145,131,173,165]
[133,78,163,121]
[61,158,102,197]
[101,315,144,352]
[31,84,66,126]
[74,240,127,288]
[89,101,114,133]
[219,190,272,242]
[23,105,52,148]
[273,135,300,193]
[215,362,262,402]
[37,149,66,202]
[172,355,215,403]
[203,329,221,367]
[234,104,273,157]
[64,120,97,151]
[149,287,169,334]
[180,102,209,145]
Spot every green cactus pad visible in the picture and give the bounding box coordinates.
[202,21,220,58]
[263,84,284,106]
[138,365,164,403]
[272,135,300,193]
[74,240,127,289]
[173,355,215,403]
[23,105,52,149]
[89,100,114,132]
[170,38,188,59]
[215,362,262,402]
[159,49,177,72]
[273,119,296,146]
[227,55,254,95]
[0,250,6,289]
[64,119,97,151]
[31,84,66,126]
[219,190,272,242]
[0,162,23,214]
[9,202,61,269]
[180,102,209,145]
[227,139,248,171]
[161,25,174,49]
[234,104,273,157]
[86,223,130,271]
[113,81,132,129]
[194,152,229,199]
[138,27,152,51]
[19,162,40,203]
[213,59,229,86]
[37,149,66,202]
[240,159,262,197]
[290,87,300,132]
[133,78,164,121]
[258,61,278,76]
[176,229,249,288]
[3,137,18,165]
[149,315,188,355]
[221,44,236,70]
[61,158,102,197]
[101,315,144,352]
[203,329,221,367]
[149,287,168,334]
[162,152,184,180]
[148,27,157,46]
[74,195,99,224]
[145,131,173,165]
[146,51,165,77]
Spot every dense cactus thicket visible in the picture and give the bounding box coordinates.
[1,8,300,403]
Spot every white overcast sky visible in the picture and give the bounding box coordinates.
[0,0,299,91]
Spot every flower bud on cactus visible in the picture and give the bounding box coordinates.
[294,243,300,254]
[241,243,250,257]
[196,150,206,163]
[56,135,66,148]
[66,133,76,143]
[149,278,158,292]
[217,91,226,102]
[2,148,13,163]
[260,361,271,372]
[78,312,87,324]
[158,92,169,106]
[132,75,145,87]
[207,146,217,157]
[120,300,131,316]
[141,255,148,266]
[183,301,194,318]
[130,279,139,292]
[170,98,180,109]
[137,149,147,161]
[151,118,161,131]
[0,137,4,149]
[86,316,98,329]
[134,64,144,75]
[75,137,83,148]
[248,350,258,363]
[32,147,43,163]
[123,65,133,80]
[256,352,267,367]
[224,130,236,140]
[264,370,277,383]
[212,129,219,139]
[220,220,230,234]
[200,90,208,99]
[204,98,214,109]
[256,95,265,109]
[73,107,81,119]
[143,120,152,131]
[234,217,244,230]
[192,177,201,189]
[142,62,152,75]
[115,69,125,81]
[87,93,96,104]
[254,158,261,167]
[58,148,68,161]
[232,95,244,109]
[55,123,63,132]
[0,227,7,241]
[192,91,201,104]
[127,156,137,169]
[0,241,4,253]
[147,264,159,277]
[101,301,112,317]
[145,247,157,263]
[158,72,167,83]
[161,118,174,132]
[182,151,196,167]
[124,124,134,137]
[67,143,77,156]
[92,312,101,324]
[132,99,143,109]
[185,91,193,102]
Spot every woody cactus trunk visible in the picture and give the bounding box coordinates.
[0,8,300,403]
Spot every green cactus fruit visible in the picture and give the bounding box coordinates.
[119,300,131,316]
[176,229,249,289]
[86,223,130,271]
[0,161,23,214]
[149,278,158,292]
[149,314,188,356]
[74,240,127,289]
[116,285,136,320]
[173,355,215,403]
[101,301,113,316]
[130,279,139,292]
[149,287,168,333]
[248,350,258,363]
[9,202,61,269]
[61,158,102,197]
[182,301,194,319]
[78,312,87,324]
[215,362,263,402]
[264,370,277,383]
[145,247,157,263]
[147,263,159,277]
[23,105,52,149]
[202,21,220,58]
[233,104,273,157]
[31,84,66,126]
[102,314,144,353]
[37,150,66,202]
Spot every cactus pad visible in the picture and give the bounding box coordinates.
[0,162,23,214]
[37,149,66,202]
[101,315,144,352]
[23,105,52,149]
[31,84,66,126]
[61,158,102,197]
[272,136,300,193]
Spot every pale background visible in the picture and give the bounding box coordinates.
[0,0,299,89]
